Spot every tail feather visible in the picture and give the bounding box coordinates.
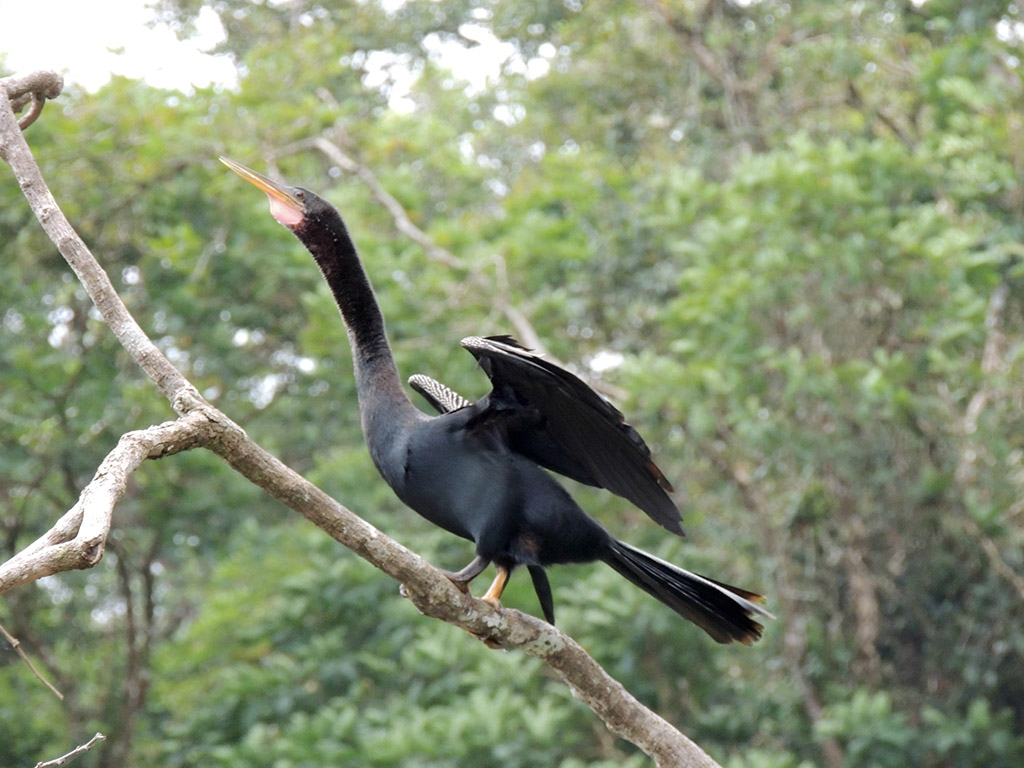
[603,540,772,645]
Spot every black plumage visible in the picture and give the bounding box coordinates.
[222,157,770,644]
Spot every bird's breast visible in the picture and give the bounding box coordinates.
[391,417,522,543]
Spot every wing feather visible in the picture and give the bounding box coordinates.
[408,374,472,414]
[461,336,683,536]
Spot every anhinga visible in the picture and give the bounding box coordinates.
[222,157,771,644]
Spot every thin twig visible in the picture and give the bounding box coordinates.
[34,733,105,768]
[0,621,64,699]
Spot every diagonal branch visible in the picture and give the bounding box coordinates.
[1,72,724,768]
[34,732,105,768]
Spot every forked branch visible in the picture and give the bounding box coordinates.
[0,414,211,594]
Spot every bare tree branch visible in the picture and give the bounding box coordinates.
[0,414,210,594]
[34,733,105,768]
[17,92,46,131]
[1,71,724,768]
[0,621,64,699]
[3,399,721,766]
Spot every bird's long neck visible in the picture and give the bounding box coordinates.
[294,209,417,429]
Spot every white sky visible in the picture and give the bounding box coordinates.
[0,0,546,101]
[0,0,235,91]
[0,0,615,374]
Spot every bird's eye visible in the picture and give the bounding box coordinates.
[295,190,305,200]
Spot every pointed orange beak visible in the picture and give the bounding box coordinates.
[220,156,306,224]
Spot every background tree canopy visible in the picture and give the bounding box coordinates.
[2,1,1024,766]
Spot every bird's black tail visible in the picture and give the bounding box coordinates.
[602,539,772,645]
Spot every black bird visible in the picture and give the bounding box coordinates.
[222,157,771,644]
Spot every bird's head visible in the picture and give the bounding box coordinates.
[220,156,327,231]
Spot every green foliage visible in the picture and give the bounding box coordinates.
[4,1,1024,766]
[143,525,638,768]
[815,690,1024,768]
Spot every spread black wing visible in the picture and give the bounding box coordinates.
[460,335,683,536]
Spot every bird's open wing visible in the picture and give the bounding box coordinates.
[461,335,683,536]
[408,374,472,414]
